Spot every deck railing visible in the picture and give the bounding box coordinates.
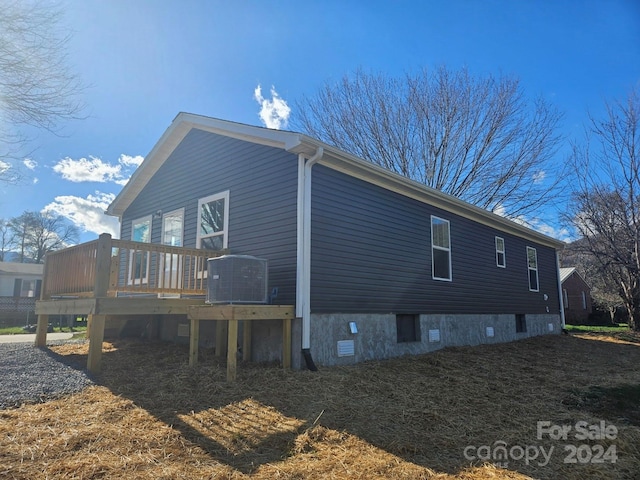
[41,233,227,299]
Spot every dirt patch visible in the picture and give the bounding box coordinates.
[1,333,640,479]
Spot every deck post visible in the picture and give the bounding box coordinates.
[34,314,49,347]
[189,317,200,366]
[86,314,106,373]
[282,317,292,369]
[94,233,112,298]
[85,234,112,374]
[242,320,252,362]
[215,320,227,357]
[227,314,238,381]
[34,250,52,348]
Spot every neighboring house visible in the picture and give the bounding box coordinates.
[102,113,565,368]
[0,262,43,326]
[559,267,592,325]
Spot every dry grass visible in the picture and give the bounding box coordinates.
[1,332,640,479]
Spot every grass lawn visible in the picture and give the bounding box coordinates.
[1,331,639,479]
[565,324,630,333]
[0,325,87,335]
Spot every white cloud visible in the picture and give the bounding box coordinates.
[254,84,291,130]
[43,191,120,238]
[23,158,37,170]
[53,156,122,182]
[493,203,572,242]
[0,160,10,174]
[118,154,144,167]
[52,153,143,184]
[533,170,546,184]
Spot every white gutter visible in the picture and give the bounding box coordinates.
[556,250,566,327]
[296,147,323,350]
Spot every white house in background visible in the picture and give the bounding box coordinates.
[0,262,43,326]
[0,262,43,297]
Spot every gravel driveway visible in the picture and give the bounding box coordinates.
[0,342,94,409]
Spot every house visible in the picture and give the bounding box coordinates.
[0,262,43,327]
[93,113,565,369]
[559,267,592,324]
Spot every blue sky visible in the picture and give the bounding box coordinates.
[1,0,638,244]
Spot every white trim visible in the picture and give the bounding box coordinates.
[495,236,506,268]
[196,191,229,250]
[161,208,184,247]
[128,215,152,285]
[431,216,452,282]
[527,246,539,292]
[160,208,185,294]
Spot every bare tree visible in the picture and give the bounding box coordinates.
[0,0,84,180]
[0,220,16,261]
[8,211,79,263]
[293,66,564,218]
[567,87,640,330]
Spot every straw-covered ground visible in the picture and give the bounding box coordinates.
[1,331,639,479]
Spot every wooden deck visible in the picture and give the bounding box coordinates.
[35,233,294,380]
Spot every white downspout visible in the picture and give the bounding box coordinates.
[296,147,323,352]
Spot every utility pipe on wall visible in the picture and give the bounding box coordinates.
[296,147,323,369]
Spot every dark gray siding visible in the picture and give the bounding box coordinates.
[310,165,560,315]
[121,128,299,304]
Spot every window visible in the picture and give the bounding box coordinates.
[396,314,421,342]
[197,191,229,250]
[431,216,451,281]
[515,314,527,333]
[581,291,587,310]
[527,247,539,291]
[495,236,506,268]
[563,289,568,308]
[129,215,151,285]
[13,279,40,298]
[161,209,184,290]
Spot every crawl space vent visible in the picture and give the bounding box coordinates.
[177,324,189,337]
[548,323,554,332]
[337,340,355,357]
[486,326,495,337]
[428,329,441,343]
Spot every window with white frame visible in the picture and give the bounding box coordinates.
[129,215,152,285]
[527,246,539,292]
[431,216,451,281]
[495,236,506,268]
[197,191,229,250]
[160,209,184,290]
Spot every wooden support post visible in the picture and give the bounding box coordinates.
[86,314,92,340]
[94,233,112,298]
[282,317,292,369]
[87,314,106,373]
[227,317,238,382]
[242,320,252,362]
[215,320,227,357]
[189,317,200,367]
[34,314,49,347]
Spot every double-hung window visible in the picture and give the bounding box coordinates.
[431,216,451,281]
[527,246,539,292]
[495,236,506,268]
[197,191,229,250]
